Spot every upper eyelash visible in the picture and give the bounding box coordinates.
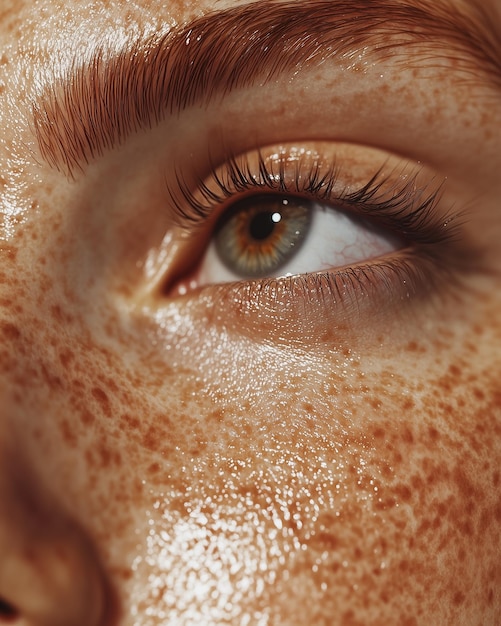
[167,149,459,245]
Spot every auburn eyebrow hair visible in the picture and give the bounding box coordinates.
[32,0,501,176]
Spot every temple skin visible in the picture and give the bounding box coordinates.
[0,0,501,624]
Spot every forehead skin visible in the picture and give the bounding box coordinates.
[0,0,501,625]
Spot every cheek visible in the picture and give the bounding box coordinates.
[75,334,499,624]
[189,347,501,623]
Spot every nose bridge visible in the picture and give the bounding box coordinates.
[0,435,107,626]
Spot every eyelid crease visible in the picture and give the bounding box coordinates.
[167,147,459,248]
[32,0,501,176]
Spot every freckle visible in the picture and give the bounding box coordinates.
[438,402,454,417]
[208,409,225,423]
[401,427,414,444]
[85,449,94,465]
[464,341,477,354]
[92,386,112,417]
[375,495,396,511]
[369,397,383,409]
[148,462,161,475]
[401,398,414,411]
[404,340,426,354]
[473,324,484,337]
[0,321,20,340]
[321,330,335,342]
[58,348,74,367]
[427,426,439,441]
[448,364,462,377]
[97,444,113,468]
[121,413,140,430]
[142,424,162,452]
[69,379,86,402]
[490,390,501,410]
[59,418,77,448]
[425,466,445,487]
[189,441,208,456]
[49,303,73,324]
[411,474,423,491]
[453,590,466,606]
[472,387,485,401]
[493,471,500,487]
[436,502,448,518]
[39,362,63,390]
[0,245,17,261]
[80,410,95,427]
[341,610,355,623]
[394,484,412,502]
[453,467,477,500]
[116,567,133,582]
[38,270,55,295]
[458,520,474,537]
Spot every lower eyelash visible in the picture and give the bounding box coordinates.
[191,245,462,336]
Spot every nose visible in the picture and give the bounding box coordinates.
[0,437,106,626]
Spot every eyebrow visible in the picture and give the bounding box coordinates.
[32,0,501,176]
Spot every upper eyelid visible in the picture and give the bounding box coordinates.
[166,147,458,247]
[32,0,501,177]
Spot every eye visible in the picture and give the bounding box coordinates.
[191,192,401,287]
[165,144,454,302]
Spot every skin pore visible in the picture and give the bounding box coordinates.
[0,0,501,624]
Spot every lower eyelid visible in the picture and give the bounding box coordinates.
[159,245,459,349]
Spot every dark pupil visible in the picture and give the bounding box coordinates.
[249,211,278,241]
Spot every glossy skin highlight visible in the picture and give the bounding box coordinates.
[0,0,501,625]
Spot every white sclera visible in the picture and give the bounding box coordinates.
[197,202,400,285]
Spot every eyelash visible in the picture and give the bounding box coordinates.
[168,149,457,247]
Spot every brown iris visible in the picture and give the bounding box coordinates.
[214,195,313,278]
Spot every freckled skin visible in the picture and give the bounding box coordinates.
[0,0,500,625]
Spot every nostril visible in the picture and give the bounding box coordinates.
[0,442,108,626]
[0,598,18,623]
